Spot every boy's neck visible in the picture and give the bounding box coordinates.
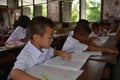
[73,34,80,40]
[31,41,43,52]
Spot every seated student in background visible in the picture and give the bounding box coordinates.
[0,18,9,35]
[6,15,30,43]
[10,16,72,80]
[89,22,100,38]
[88,22,100,45]
[98,22,107,36]
[62,21,118,54]
[88,22,100,39]
[105,22,112,33]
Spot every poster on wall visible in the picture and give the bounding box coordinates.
[103,0,120,20]
[47,1,60,22]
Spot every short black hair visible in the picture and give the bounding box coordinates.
[91,22,99,29]
[17,15,30,28]
[74,23,91,36]
[28,16,55,40]
[99,22,106,27]
[77,19,89,26]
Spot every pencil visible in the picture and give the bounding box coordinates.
[41,73,51,80]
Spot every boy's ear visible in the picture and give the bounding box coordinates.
[33,34,40,41]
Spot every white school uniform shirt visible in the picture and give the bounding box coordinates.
[6,26,26,43]
[13,41,54,71]
[62,35,88,54]
[89,31,99,38]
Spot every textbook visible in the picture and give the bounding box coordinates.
[82,51,102,56]
[26,64,84,80]
[71,51,102,61]
[43,56,86,71]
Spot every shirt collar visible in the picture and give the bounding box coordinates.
[27,41,49,58]
[68,35,80,43]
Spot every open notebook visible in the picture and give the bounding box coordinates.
[26,64,83,80]
[43,56,86,71]
[43,51,102,71]
[72,51,102,61]
[26,51,101,80]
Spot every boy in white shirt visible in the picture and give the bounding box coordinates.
[62,21,118,54]
[88,22,100,45]
[89,22,100,38]
[10,16,71,80]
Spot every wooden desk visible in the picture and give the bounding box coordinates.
[77,60,105,80]
[0,46,24,65]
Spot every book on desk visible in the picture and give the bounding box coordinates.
[26,51,102,80]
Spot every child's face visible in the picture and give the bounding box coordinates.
[37,27,54,48]
[93,28,99,34]
[78,34,89,43]
[99,26,106,32]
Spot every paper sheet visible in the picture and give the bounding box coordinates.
[26,64,84,80]
[82,51,102,56]
[44,57,86,71]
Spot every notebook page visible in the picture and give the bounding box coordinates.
[44,57,86,71]
[71,53,90,61]
[26,64,84,80]
[82,51,102,56]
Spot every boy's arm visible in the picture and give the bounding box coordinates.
[10,69,41,80]
[87,45,118,54]
[54,50,72,60]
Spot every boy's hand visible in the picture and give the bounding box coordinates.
[55,50,72,60]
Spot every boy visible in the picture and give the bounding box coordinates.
[99,22,107,36]
[62,22,118,54]
[10,16,71,80]
[89,22,100,38]
[88,22,100,45]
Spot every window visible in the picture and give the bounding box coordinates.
[62,0,80,22]
[72,0,80,22]
[34,0,47,17]
[23,6,33,19]
[0,0,7,6]
[23,0,33,6]
[34,0,47,4]
[18,0,22,6]
[86,0,101,22]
